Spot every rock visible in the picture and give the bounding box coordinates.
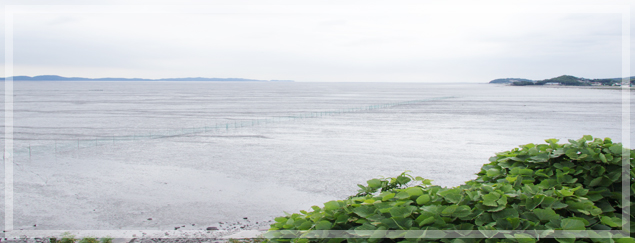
[147,218,152,220]
[243,217,248,220]
[174,226,180,230]
[206,227,219,231]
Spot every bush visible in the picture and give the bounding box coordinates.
[51,234,111,243]
[57,233,78,243]
[77,238,99,243]
[265,136,635,242]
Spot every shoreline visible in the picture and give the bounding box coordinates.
[495,84,635,90]
[1,223,271,242]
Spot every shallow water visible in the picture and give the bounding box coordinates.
[0,81,633,231]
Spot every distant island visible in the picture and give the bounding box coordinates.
[0,75,294,82]
[489,78,534,84]
[489,75,635,86]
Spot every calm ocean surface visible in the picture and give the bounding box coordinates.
[1,81,633,231]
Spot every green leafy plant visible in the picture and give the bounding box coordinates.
[78,238,99,243]
[229,237,267,243]
[50,234,111,243]
[58,232,78,243]
[266,136,635,242]
[99,237,113,243]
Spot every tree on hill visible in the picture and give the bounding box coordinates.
[489,78,533,84]
[510,81,535,86]
[535,75,589,86]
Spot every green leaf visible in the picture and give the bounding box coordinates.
[496,195,508,206]
[486,204,506,212]
[369,226,387,238]
[545,200,567,209]
[353,206,376,218]
[574,188,588,196]
[396,175,412,184]
[353,223,376,237]
[533,208,560,222]
[538,179,557,189]
[560,218,586,230]
[416,195,431,205]
[483,192,500,207]
[557,188,574,197]
[362,199,376,204]
[530,153,549,163]
[596,201,616,213]
[390,206,415,218]
[316,220,332,230]
[525,195,544,210]
[386,230,406,239]
[441,205,459,216]
[609,144,623,154]
[439,188,462,204]
[615,238,635,243]
[519,168,534,176]
[600,216,622,227]
[395,191,411,199]
[478,226,498,238]
[417,216,435,226]
[405,187,424,197]
[475,215,492,227]
[506,217,521,229]
[545,138,560,144]
[568,217,589,226]
[298,221,313,230]
[324,201,340,211]
[486,168,502,177]
[326,239,344,243]
[492,208,519,221]
[554,237,575,243]
[513,233,536,243]
[453,205,472,218]
[381,193,395,201]
[285,218,294,226]
[367,179,382,188]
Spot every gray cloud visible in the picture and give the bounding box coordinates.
[1,1,633,82]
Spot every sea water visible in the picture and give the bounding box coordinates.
[0,81,632,231]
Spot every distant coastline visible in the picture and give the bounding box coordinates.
[0,75,294,82]
[489,75,634,87]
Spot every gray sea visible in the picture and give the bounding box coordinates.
[0,81,633,232]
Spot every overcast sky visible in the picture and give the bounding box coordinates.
[0,0,633,82]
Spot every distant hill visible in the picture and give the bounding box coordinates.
[0,75,294,82]
[489,78,534,84]
[490,75,635,86]
[534,75,589,86]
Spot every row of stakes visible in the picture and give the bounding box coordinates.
[10,96,455,159]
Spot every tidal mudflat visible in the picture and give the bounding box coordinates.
[0,81,632,232]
